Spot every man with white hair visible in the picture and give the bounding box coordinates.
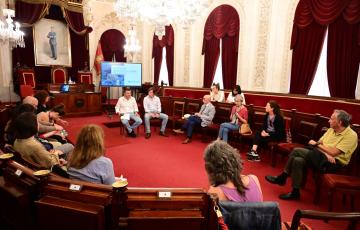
[266,110,358,200]
[173,95,215,144]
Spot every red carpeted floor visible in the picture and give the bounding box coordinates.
[65,114,358,230]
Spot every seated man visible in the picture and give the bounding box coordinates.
[143,87,169,139]
[265,110,358,200]
[115,87,142,137]
[173,95,215,144]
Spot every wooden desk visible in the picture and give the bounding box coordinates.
[48,84,101,117]
[51,92,102,117]
[48,83,95,93]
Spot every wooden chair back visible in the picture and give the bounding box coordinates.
[119,187,217,230]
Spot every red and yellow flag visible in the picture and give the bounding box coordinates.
[94,41,104,76]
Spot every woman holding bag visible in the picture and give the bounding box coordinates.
[217,95,248,142]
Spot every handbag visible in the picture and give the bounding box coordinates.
[239,123,252,135]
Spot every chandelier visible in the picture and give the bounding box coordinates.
[0,8,25,48]
[124,26,141,60]
[114,0,211,39]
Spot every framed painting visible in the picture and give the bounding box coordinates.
[33,18,72,67]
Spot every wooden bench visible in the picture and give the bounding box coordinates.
[119,187,217,230]
[0,158,41,230]
[35,176,122,230]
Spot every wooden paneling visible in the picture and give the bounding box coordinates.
[51,92,101,117]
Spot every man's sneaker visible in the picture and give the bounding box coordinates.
[247,151,261,162]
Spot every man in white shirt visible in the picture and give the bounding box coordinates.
[115,88,142,137]
[143,88,169,139]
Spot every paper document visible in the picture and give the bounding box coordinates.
[120,114,130,120]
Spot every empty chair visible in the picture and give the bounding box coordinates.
[51,66,67,84]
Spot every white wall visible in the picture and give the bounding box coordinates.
[0,0,359,101]
[0,0,20,103]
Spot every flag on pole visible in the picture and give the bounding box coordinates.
[94,41,104,76]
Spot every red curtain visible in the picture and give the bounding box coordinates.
[289,21,326,94]
[63,9,93,35]
[152,46,163,85]
[327,16,360,98]
[100,29,126,62]
[221,35,238,89]
[152,25,174,86]
[202,5,239,89]
[290,0,360,97]
[202,37,220,88]
[15,1,49,26]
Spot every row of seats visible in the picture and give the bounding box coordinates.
[17,67,93,99]
[154,96,360,211]
[161,86,360,124]
[18,67,93,87]
[1,156,360,230]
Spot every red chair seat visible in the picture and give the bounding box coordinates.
[323,174,360,189]
[277,142,305,152]
[206,123,220,130]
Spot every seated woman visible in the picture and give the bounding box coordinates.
[210,83,225,102]
[247,100,286,162]
[217,95,248,142]
[13,112,63,168]
[67,125,116,185]
[226,85,246,105]
[37,103,68,143]
[204,141,263,202]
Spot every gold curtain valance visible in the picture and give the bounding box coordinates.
[17,0,83,13]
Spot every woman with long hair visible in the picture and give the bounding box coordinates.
[204,141,263,201]
[226,85,246,104]
[247,100,286,162]
[67,125,116,185]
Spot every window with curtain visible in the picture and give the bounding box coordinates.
[212,40,224,89]
[152,25,174,86]
[158,47,169,85]
[308,30,330,97]
[289,0,360,99]
[202,4,239,89]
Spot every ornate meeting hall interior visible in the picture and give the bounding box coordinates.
[0,0,359,230]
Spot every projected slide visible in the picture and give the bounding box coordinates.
[101,62,142,87]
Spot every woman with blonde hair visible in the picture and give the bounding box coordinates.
[204,141,263,202]
[67,125,116,185]
[217,94,248,142]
